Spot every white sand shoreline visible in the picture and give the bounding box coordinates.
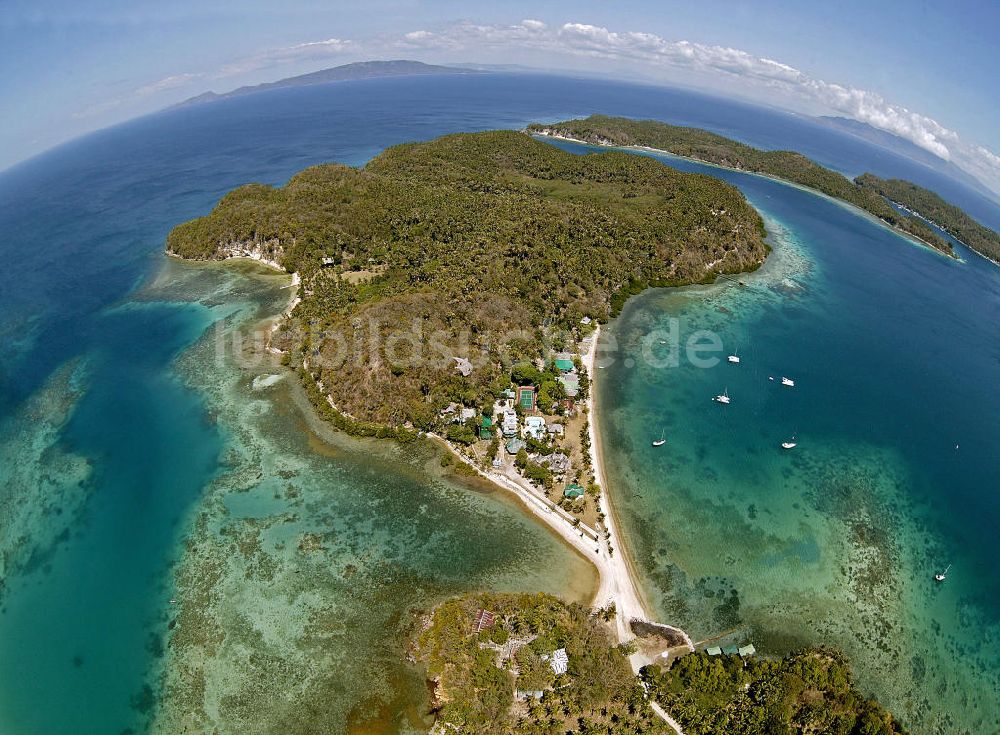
[432,323,693,662]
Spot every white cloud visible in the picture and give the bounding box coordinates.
[393,19,1000,195]
[73,18,1000,197]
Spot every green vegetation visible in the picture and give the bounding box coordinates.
[856,173,1000,262]
[414,592,669,735]
[168,130,766,429]
[643,649,908,735]
[530,115,957,258]
[415,593,907,735]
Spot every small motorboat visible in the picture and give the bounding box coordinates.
[934,564,951,582]
[652,430,666,447]
[714,389,731,405]
[781,377,795,387]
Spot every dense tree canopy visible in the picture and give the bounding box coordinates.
[530,115,957,258]
[168,130,767,427]
[856,173,1000,262]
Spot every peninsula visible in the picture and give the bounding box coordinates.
[166,126,763,669]
[528,115,984,260]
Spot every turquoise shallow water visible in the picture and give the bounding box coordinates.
[580,144,1000,733]
[1,73,999,733]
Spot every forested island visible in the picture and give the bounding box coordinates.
[167,130,766,430]
[856,173,1000,262]
[529,115,965,259]
[415,592,906,735]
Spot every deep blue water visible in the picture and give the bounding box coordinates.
[1,72,998,734]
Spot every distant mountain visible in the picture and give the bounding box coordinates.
[174,60,478,108]
[817,116,996,199]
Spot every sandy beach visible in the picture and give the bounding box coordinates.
[435,323,693,662]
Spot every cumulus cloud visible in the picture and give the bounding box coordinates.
[79,18,1000,196]
[393,19,1000,195]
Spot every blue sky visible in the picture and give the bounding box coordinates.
[2,0,999,192]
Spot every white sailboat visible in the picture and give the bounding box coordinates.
[727,350,741,363]
[781,376,795,387]
[652,430,666,447]
[781,435,797,449]
[934,564,951,582]
[714,388,731,404]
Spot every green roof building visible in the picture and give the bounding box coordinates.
[706,646,722,656]
[722,645,739,656]
[479,415,494,440]
[554,358,575,373]
[563,483,585,499]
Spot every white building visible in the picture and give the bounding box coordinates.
[550,648,569,675]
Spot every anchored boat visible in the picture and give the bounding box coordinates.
[714,388,731,405]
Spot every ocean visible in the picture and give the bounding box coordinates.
[0,72,997,734]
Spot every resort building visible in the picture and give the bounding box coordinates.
[524,416,546,440]
[554,355,575,373]
[563,484,585,499]
[501,410,519,437]
[549,648,569,675]
[506,437,527,455]
[546,423,564,437]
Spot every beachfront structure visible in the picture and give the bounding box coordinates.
[563,484,585,499]
[524,416,546,440]
[549,648,569,675]
[546,423,564,437]
[554,358,575,373]
[706,646,723,656]
[518,385,536,411]
[738,644,756,657]
[558,373,580,398]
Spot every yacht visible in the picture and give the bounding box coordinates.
[714,389,731,404]
[781,377,795,387]
[652,430,666,447]
[781,437,797,449]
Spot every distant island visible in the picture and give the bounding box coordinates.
[856,173,1000,263]
[173,60,477,108]
[528,115,993,260]
[816,115,998,200]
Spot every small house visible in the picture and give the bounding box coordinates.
[546,423,564,437]
[506,437,527,455]
[706,646,722,656]
[738,644,756,657]
[524,416,546,440]
[558,374,580,398]
[549,648,569,675]
[563,484,585,499]
[453,356,473,377]
[459,407,476,423]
